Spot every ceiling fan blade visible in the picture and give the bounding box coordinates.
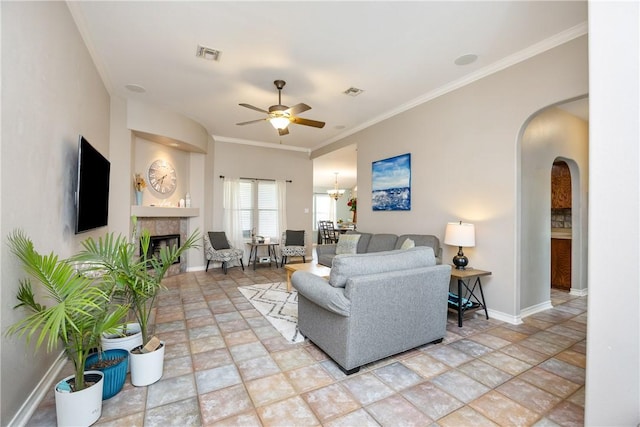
[291,116,326,128]
[236,118,267,126]
[286,103,311,115]
[278,127,290,136]
[239,103,269,114]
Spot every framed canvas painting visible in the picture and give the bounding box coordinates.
[372,153,411,211]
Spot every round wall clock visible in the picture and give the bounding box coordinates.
[148,159,177,195]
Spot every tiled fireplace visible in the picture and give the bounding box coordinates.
[135,217,188,276]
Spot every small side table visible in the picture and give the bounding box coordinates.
[246,242,279,270]
[449,267,491,327]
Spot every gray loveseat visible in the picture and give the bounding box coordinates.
[292,246,451,374]
[316,232,442,267]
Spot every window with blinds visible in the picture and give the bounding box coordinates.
[239,179,278,238]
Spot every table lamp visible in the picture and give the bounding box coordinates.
[444,221,476,270]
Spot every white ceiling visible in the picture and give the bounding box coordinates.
[68,1,587,188]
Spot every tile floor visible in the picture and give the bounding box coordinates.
[27,265,586,426]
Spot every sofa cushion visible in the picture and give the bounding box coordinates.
[400,238,415,250]
[346,231,372,253]
[367,234,398,252]
[335,234,361,255]
[329,246,436,288]
[395,234,441,259]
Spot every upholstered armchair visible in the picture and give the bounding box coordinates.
[204,231,245,274]
[280,230,307,267]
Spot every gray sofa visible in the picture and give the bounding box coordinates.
[315,232,442,267]
[292,246,451,374]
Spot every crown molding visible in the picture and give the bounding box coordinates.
[313,21,588,152]
[213,135,311,154]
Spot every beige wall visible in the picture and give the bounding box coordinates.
[317,36,589,322]
[1,2,111,424]
[212,141,313,260]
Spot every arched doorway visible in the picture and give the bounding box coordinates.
[550,159,573,291]
[518,98,588,317]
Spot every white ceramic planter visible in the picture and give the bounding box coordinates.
[129,341,165,386]
[54,371,103,427]
[101,322,142,351]
[101,322,142,372]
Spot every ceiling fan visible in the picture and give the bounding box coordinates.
[236,80,326,136]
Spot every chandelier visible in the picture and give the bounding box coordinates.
[327,172,346,200]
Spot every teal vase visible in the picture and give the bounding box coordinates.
[135,191,143,205]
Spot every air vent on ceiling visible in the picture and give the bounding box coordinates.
[196,45,221,61]
[343,87,364,97]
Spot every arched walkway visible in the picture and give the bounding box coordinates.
[517,97,589,318]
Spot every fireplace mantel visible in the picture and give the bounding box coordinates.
[131,206,199,218]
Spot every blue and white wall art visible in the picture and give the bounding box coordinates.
[372,153,411,211]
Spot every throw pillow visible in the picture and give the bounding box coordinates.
[400,238,415,250]
[208,232,230,250]
[335,234,361,255]
[285,230,305,246]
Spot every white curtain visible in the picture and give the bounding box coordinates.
[276,179,287,241]
[329,198,337,223]
[223,178,244,264]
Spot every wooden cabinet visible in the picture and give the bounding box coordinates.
[552,161,572,208]
[551,238,571,290]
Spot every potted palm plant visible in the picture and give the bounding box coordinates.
[5,230,129,426]
[74,225,199,386]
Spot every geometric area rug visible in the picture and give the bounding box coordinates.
[238,282,305,344]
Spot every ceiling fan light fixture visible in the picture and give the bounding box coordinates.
[237,79,325,134]
[270,116,290,130]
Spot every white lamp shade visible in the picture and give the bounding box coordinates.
[444,222,475,247]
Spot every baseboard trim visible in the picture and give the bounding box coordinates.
[521,300,554,319]
[486,309,523,325]
[8,352,66,427]
[570,287,588,297]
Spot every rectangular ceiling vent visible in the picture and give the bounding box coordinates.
[196,45,221,61]
[343,87,364,97]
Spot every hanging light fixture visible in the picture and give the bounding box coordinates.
[327,172,346,200]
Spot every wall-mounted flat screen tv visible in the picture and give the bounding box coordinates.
[75,135,110,233]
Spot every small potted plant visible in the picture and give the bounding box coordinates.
[347,197,357,223]
[74,223,199,386]
[5,230,129,425]
[133,173,146,205]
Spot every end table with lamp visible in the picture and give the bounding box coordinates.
[444,221,490,327]
[449,268,491,327]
